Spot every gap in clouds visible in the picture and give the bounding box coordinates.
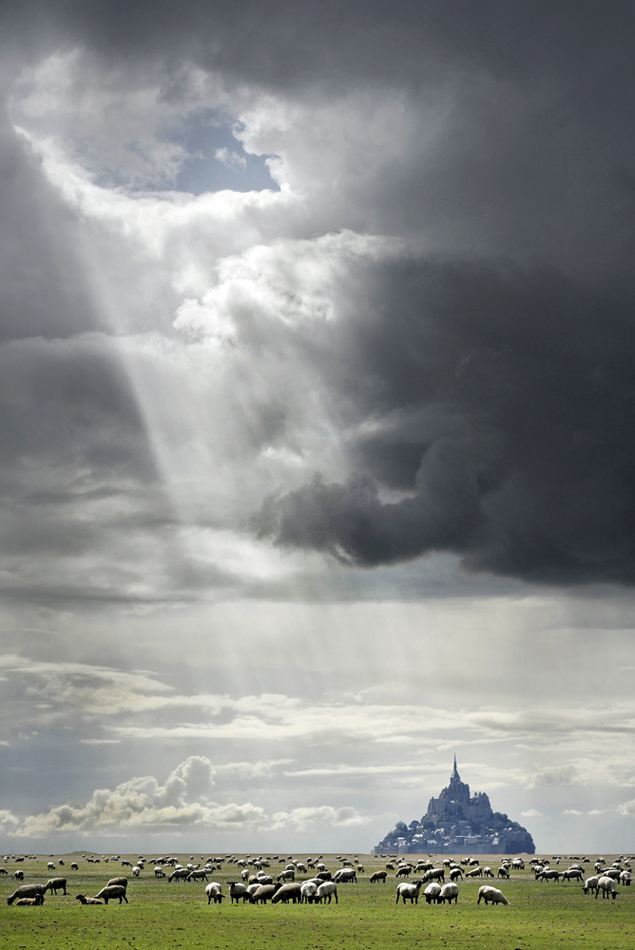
[161,109,280,195]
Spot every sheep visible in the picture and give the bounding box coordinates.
[187,869,209,882]
[7,885,46,905]
[95,885,128,904]
[424,883,442,904]
[395,864,412,878]
[497,866,510,879]
[205,882,224,904]
[620,870,631,886]
[44,877,67,895]
[277,869,295,882]
[449,867,463,882]
[300,881,319,903]
[583,875,600,895]
[596,876,618,900]
[251,883,279,904]
[316,870,332,881]
[14,895,44,906]
[70,863,79,871]
[256,873,274,885]
[562,868,583,883]
[47,862,55,870]
[477,886,509,905]
[424,868,445,883]
[76,894,105,905]
[483,867,494,878]
[168,868,190,883]
[132,866,141,877]
[466,866,483,878]
[600,867,620,880]
[272,882,302,903]
[228,881,249,903]
[536,868,560,882]
[154,866,165,878]
[316,881,338,904]
[106,877,128,889]
[14,870,24,881]
[396,880,423,904]
[439,882,459,904]
[333,867,357,883]
[370,871,387,883]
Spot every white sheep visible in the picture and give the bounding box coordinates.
[424,867,445,883]
[424,883,442,904]
[396,880,423,904]
[205,882,224,904]
[583,875,600,895]
[13,895,44,906]
[76,894,104,905]
[316,881,338,904]
[439,882,459,904]
[620,870,631,886]
[44,877,67,895]
[562,868,583,883]
[14,870,24,881]
[228,881,249,903]
[466,866,483,878]
[47,862,55,870]
[483,867,494,878]
[300,881,319,903]
[477,885,509,905]
[596,876,618,900]
[95,885,128,904]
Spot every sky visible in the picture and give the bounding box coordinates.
[1,0,635,857]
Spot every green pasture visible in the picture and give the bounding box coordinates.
[0,853,632,950]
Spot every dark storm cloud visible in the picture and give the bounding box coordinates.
[257,259,635,584]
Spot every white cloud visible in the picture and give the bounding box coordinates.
[521,809,543,818]
[269,805,372,832]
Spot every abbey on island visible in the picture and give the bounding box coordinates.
[373,757,535,855]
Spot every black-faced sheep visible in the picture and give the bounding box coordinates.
[477,885,509,905]
[44,877,67,895]
[7,885,45,905]
[205,882,224,904]
[596,876,618,899]
[95,885,128,904]
[272,882,302,903]
[424,883,442,904]
[395,880,422,904]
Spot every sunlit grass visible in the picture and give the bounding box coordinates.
[1,852,631,950]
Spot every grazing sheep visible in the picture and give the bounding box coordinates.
[95,885,128,904]
[44,877,67,895]
[596,876,618,900]
[106,878,128,889]
[251,883,279,904]
[396,880,423,904]
[449,867,463,882]
[483,867,494,878]
[396,865,412,878]
[168,868,190,883]
[187,869,209,882]
[277,869,295,882]
[583,875,600,895]
[47,862,55,870]
[497,866,510,879]
[228,881,249,903]
[424,883,442,904]
[70,863,79,871]
[272,882,302,903]
[370,871,387,883]
[439,883,459,904]
[466,867,483,878]
[316,881,338,904]
[205,882,224,904]
[300,881,319,903]
[316,870,332,881]
[562,868,583,883]
[333,868,357,883]
[477,886,509,905]
[154,866,165,877]
[620,870,631,886]
[424,868,445,883]
[7,885,46,905]
[14,870,24,881]
[14,895,44,906]
[76,895,104,905]
[536,869,560,883]
[0,868,6,874]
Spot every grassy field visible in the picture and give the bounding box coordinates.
[0,852,632,950]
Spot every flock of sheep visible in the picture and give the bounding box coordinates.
[3,851,632,908]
